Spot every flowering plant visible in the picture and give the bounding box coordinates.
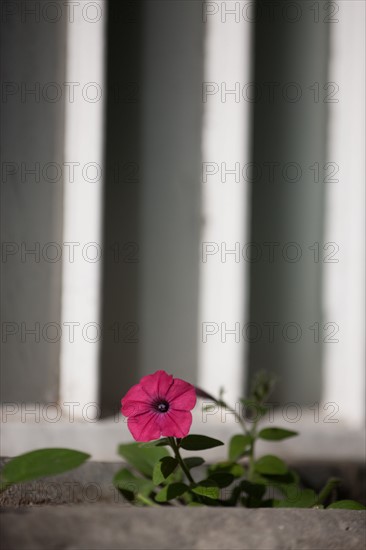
[0,370,364,510]
[116,370,365,509]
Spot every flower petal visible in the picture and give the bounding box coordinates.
[127,411,162,442]
[140,370,174,399]
[121,383,152,418]
[166,379,197,411]
[121,400,151,417]
[159,410,193,438]
[122,382,151,404]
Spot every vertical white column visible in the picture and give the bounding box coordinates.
[198,6,252,402]
[323,1,365,426]
[60,1,106,410]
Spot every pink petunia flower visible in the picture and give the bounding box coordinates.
[121,370,197,441]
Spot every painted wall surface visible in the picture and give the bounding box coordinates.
[1,3,66,402]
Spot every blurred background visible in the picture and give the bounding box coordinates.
[1,0,365,467]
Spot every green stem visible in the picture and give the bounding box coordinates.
[136,493,157,507]
[247,444,255,481]
[316,478,341,505]
[247,421,259,481]
[168,437,195,484]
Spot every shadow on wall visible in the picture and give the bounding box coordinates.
[99,0,204,416]
[99,0,142,416]
[248,0,329,404]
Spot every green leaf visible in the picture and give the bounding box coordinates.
[229,434,252,461]
[260,498,277,508]
[152,457,178,485]
[328,500,366,510]
[258,428,298,441]
[270,469,300,486]
[275,488,317,508]
[240,399,267,413]
[224,485,242,506]
[118,442,169,478]
[208,472,234,488]
[208,461,245,478]
[202,404,217,413]
[155,482,189,502]
[250,470,301,499]
[229,463,246,478]
[113,468,154,499]
[250,370,277,403]
[192,480,220,499]
[240,480,266,499]
[0,448,90,488]
[255,455,288,475]
[248,472,269,485]
[138,438,170,448]
[183,457,205,470]
[180,435,224,451]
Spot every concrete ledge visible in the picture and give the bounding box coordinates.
[1,505,365,550]
[1,459,365,549]
[0,461,123,506]
[1,459,365,507]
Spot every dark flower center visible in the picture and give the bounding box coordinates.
[153,400,170,413]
